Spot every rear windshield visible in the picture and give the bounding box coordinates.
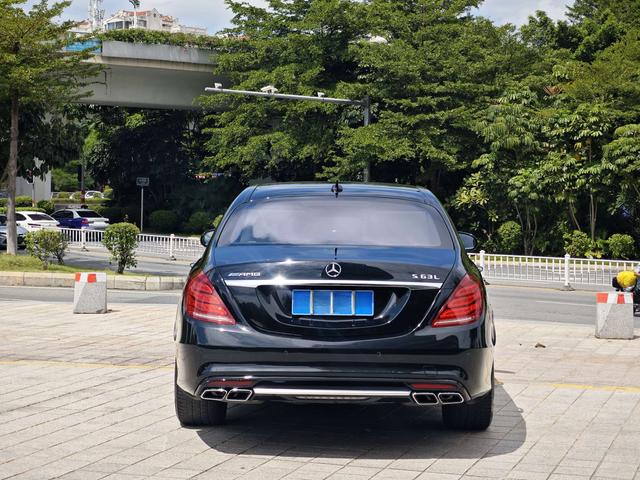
[78,210,102,218]
[28,214,55,221]
[218,197,453,248]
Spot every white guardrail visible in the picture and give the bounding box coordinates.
[469,251,638,288]
[56,228,635,287]
[58,228,204,261]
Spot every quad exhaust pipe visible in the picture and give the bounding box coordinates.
[412,391,464,405]
[438,392,464,405]
[200,388,253,402]
[200,386,464,405]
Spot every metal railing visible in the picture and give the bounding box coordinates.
[469,251,638,288]
[58,228,204,261]
[54,228,638,285]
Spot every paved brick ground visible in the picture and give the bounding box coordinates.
[1,300,640,480]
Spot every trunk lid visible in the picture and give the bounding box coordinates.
[213,245,455,340]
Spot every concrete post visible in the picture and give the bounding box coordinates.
[562,254,574,291]
[596,292,634,339]
[80,228,88,252]
[73,272,107,314]
[169,234,176,261]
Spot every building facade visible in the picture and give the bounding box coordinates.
[103,9,207,35]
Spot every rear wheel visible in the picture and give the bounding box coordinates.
[175,377,227,427]
[442,388,493,430]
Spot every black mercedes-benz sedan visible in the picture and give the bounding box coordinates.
[175,183,495,430]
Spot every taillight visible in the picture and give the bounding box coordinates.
[432,274,484,328]
[184,271,235,325]
[81,218,89,225]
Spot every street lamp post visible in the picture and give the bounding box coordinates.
[204,85,372,182]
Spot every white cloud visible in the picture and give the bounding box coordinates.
[475,0,575,26]
[26,0,574,33]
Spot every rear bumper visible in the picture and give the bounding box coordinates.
[176,340,494,403]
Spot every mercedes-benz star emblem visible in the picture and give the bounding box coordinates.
[325,263,342,278]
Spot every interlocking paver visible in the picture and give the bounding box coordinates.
[1,300,639,479]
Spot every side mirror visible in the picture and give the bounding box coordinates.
[459,232,478,253]
[200,228,216,247]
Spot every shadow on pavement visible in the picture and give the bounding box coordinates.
[196,384,526,460]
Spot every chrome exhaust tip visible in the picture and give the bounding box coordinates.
[438,392,464,405]
[411,392,439,405]
[200,388,227,401]
[225,388,253,402]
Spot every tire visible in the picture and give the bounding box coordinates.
[175,379,227,427]
[442,388,493,431]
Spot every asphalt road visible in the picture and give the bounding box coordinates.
[61,249,193,277]
[0,286,180,305]
[3,283,637,327]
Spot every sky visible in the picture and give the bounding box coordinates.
[27,0,575,33]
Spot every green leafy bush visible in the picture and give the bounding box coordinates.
[36,200,55,214]
[608,234,636,260]
[103,186,113,199]
[496,221,522,253]
[184,211,212,233]
[149,210,179,233]
[25,230,68,269]
[15,196,32,207]
[98,29,220,49]
[93,206,122,223]
[0,207,45,214]
[103,223,140,274]
[121,206,140,225]
[213,214,224,228]
[563,231,593,258]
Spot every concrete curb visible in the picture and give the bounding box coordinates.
[0,271,186,291]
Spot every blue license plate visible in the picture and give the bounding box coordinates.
[292,290,374,316]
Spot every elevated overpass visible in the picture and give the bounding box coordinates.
[75,40,223,110]
[16,40,222,201]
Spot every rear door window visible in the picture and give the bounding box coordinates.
[28,214,55,221]
[78,210,102,218]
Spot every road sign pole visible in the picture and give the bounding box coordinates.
[140,186,144,233]
[136,177,150,232]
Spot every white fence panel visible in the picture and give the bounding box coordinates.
[52,227,638,283]
[469,251,638,288]
[57,228,204,261]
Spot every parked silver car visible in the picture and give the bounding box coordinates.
[0,215,28,250]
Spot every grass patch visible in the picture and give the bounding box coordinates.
[0,254,140,275]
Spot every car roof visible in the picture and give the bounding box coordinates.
[248,183,439,204]
[17,211,51,215]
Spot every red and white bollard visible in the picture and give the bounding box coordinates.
[596,292,634,340]
[73,272,107,314]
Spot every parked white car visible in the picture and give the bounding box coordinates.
[14,211,60,232]
[69,191,104,200]
[51,209,110,230]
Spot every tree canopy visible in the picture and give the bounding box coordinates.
[191,0,640,256]
[0,0,100,253]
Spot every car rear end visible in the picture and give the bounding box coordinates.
[175,184,494,429]
[22,213,59,231]
[76,210,109,230]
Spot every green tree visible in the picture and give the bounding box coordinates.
[86,108,207,213]
[0,0,99,254]
[458,88,547,254]
[201,0,368,183]
[603,124,640,238]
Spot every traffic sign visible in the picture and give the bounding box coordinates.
[136,177,149,187]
